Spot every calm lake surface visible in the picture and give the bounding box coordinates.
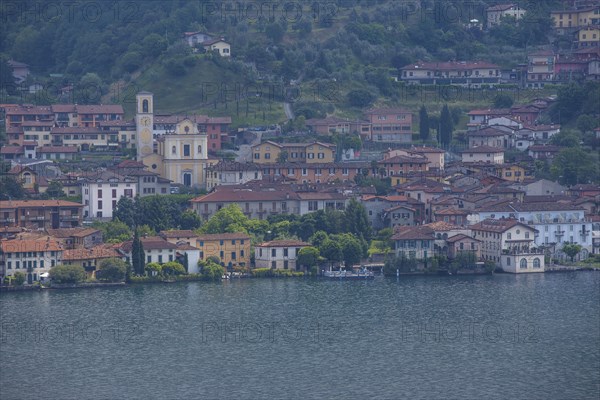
[1,273,599,400]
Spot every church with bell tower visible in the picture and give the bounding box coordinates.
[135,91,210,189]
[136,91,154,161]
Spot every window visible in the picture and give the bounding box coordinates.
[198,145,202,155]
[158,255,163,263]
[147,255,152,263]
[265,153,271,159]
[283,248,288,257]
[271,249,276,257]
[172,146,176,154]
[98,200,103,210]
[231,252,236,260]
[507,233,511,240]
[520,259,527,269]
[533,258,541,268]
[254,153,260,159]
[525,232,530,239]
[112,189,117,198]
[98,189,102,197]
[184,145,190,156]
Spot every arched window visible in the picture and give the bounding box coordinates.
[198,145,202,155]
[23,172,32,184]
[142,99,149,113]
[533,258,541,268]
[520,258,527,269]
[172,146,176,155]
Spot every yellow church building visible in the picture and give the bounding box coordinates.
[136,92,210,188]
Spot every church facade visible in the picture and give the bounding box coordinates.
[136,92,210,189]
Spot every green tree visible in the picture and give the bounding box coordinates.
[179,210,202,230]
[162,261,186,276]
[12,271,27,286]
[347,89,375,108]
[419,105,430,141]
[145,262,162,276]
[493,93,514,109]
[337,234,363,270]
[96,258,127,282]
[200,260,224,281]
[49,265,86,284]
[551,147,599,186]
[320,239,343,267]
[576,114,598,134]
[440,104,453,147]
[93,220,132,243]
[114,196,136,227]
[265,22,285,43]
[297,246,320,270]
[45,181,65,198]
[201,204,250,234]
[131,230,145,276]
[562,243,582,262]
[77,73,103,104]
[344,198,372,240]
[0,177,26,200]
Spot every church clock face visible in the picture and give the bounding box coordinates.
[140,128,152,143]
[141,117,151,127]
[141,145,152,155]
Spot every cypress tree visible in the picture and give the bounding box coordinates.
[440,104,453,148]
[419,105,430,141]
[132,230,145,276]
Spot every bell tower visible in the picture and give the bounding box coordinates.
[136,91,154,161]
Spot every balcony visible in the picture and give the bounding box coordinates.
[555,230,565,236]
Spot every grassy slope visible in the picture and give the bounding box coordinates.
[122,57,285,128]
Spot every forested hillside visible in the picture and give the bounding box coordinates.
[0,0,569,123]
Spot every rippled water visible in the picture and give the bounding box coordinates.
[1,273,599,399]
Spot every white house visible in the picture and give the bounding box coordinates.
[487,4,526,28]
[81,171,136,219]
[461,145,504,164]
[0,236,63,283]
[470,218,544,273]
[205,161,262,190]
[475,202,593,259]
[255,240,310,271]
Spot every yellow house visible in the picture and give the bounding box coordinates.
[577,26,600,47]
[551,7,600,29]
[196,233,251,269]
[497,164,528,182]
[202,38,231,57]
[251,141,336,164]
[252,141,283,164]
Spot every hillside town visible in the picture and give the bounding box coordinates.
[1,85,599,285]
[1,1,600,285]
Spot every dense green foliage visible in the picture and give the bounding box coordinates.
[96,258,128,282]
[49,265,87,284]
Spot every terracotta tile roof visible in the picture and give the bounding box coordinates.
[461,145,504,153]
[0,200,83,209]
[46,227,99,238]
[0,146,24,154]
[36,146,78,153]
[378,155,428,164]
[256,240,310,247]
[0,237,63,253]
[196,233,251,241]
[63,246,119,261]
[160,230,199,239]
[74,104,124,114]
[528,145,562,152]
[425,221,463,231]
[467,127,507,137]
[446,234,480,243]
[434,208,470,215]
[191,189,300,203]
[470,218,535,233]
[391,226,435,240]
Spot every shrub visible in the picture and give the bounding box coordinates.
[97,258,127,282]
[251,268,273,277]
[49,265,87,284]
[12,271,27,286]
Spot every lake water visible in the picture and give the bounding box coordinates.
[1,273,599,399]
